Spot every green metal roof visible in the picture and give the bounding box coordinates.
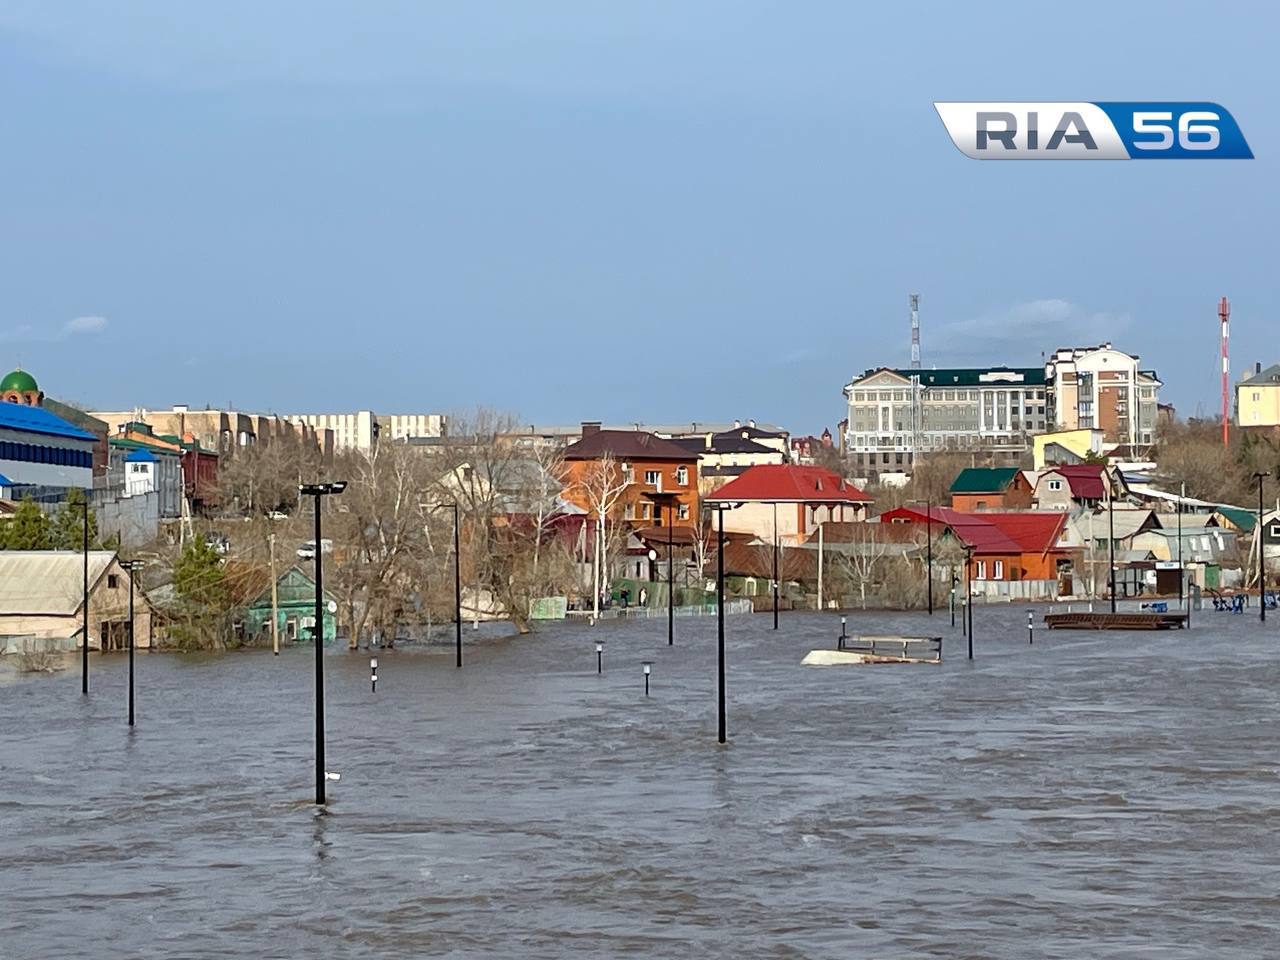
[1215,505,1257,532]
[895,367,1046,387]
[949,467,1021,494]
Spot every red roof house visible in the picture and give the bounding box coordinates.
[879,505,1077,589]
[706,465,872,543]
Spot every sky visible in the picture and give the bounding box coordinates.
[1,1,1276,432]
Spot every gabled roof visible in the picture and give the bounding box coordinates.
[0,403,97,442]
[563,430,700,462]
[0,551,119,615]
[1241,363,1280,386]
[879,506,1068,556]
[707,465,872,504]
[1213,505,1257,532]
[1041,464,1108,500]
[950,467,1021,495]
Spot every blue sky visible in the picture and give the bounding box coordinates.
[1,1,1275,432]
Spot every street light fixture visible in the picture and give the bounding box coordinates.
[82,495,89,696]
[906,498,934,615]
[299,480,347,806]
[119,558,146,726]
[432,502,464,668]
[714,502,730,743]
[964,545,974,659]
[1254,472,1270,623]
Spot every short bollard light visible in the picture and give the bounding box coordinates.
[370,656,378,693]
[838,616,848,650]
[642,661,652,697]
[1026,610,1034,645]
[596,642,604,675]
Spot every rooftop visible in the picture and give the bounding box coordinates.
[707,465,872,504]
[950,467,1021,495]
[563,430,700,463]
[1241,363,1280,386]
[0,402,97,442]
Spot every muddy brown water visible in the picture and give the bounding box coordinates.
[2,608,1278,958]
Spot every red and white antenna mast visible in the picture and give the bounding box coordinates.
[1219,296,1230,447]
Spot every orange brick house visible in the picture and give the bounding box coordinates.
[560,423,699,527]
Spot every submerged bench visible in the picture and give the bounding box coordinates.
[804,634,942,665]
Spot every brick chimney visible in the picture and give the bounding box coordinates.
[581,421,602,436]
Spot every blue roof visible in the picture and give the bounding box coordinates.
[0,402,96,442]
[124,448,157,463]
[0,473,11,485]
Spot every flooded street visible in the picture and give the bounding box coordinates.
[2,607,1278,958]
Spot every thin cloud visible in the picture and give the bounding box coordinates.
[929,299,1131,363]
[65,315,108,334]
[0,315,109,343]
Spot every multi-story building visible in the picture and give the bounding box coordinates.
[843,366,1048,478]
[559,423,700,528]
[92,404,330,458]
[285,411,445,452]
[1043,344,1161,449]
[1237,362,1280,432]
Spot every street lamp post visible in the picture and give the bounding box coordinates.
[907,498,935,615]
[1177,480,1185,608]
[772,502,779,631]
[428,502,464,668]
[667,514,674,646]
[299,480,347,806]
[1108,477,1117,614]
[82,495,89,695]
[965,546,974,659]
[716,503,728,744]
[1254,472,1270,623]
[119,559,145,727]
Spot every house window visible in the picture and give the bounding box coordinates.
[644,470,660,485]
[641,502,651,520]
[975,560,987,580]
[1047,479,1062,491]
[1271,524,1280,538]
[624,503,635,520]
[107,574,119,589]
[993,560,1004,579]
[678,503,690,521]
[621,464,634,483]
[676,466,688,485]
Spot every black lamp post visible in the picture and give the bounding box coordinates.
[716,503,728,744]
[667,513,674,646]
[907,498,935,615]
[299,480,347,806]
[1108,477,1117,614]
[448,502,462,667]
[965,545,974,660]
[772,502,779,630]
[1177,480,1185,608]
[1255,472,1270,623]
[82,495,89,696]
[119,558,145,727]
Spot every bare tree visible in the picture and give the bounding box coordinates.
[567,452,630,620]
[827,522,891,609]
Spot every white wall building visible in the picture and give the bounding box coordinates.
[287,411,445,452]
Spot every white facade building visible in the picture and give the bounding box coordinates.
[287,411,445,452]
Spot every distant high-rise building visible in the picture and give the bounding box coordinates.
[1043,344,1160,449]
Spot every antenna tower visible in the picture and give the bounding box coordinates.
[910,293,921,369]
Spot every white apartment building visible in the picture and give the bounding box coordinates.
[1043,344,1160,449]
[843,366,1048,477]
[287,411,446,452]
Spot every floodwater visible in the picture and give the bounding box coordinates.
[1,607,1278,959]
